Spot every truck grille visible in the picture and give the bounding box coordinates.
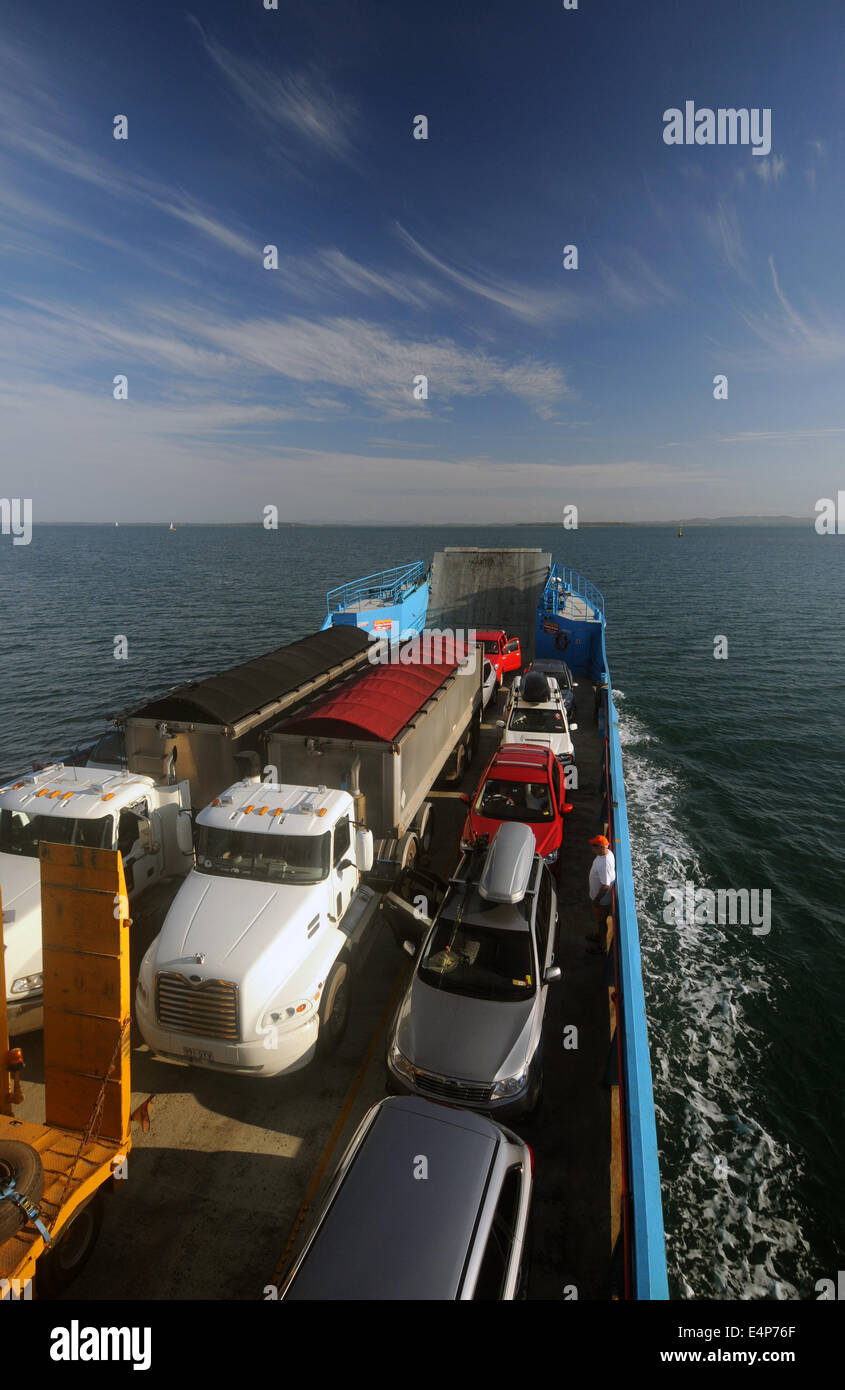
[156,973,239,1042]
[413,1071,493,1105]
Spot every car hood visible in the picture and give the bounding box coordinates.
[395,977,536,1083]
[0,853,44,985]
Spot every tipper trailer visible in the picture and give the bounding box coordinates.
[113,627,373,813]
[266,638,483,882]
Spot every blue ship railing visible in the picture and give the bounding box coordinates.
[542,562,605,618]
[597,622,668,1299]
[325,561,428,617]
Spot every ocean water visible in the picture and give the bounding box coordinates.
[1,522,842,1298]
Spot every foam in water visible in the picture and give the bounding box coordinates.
[613,690,811,1299]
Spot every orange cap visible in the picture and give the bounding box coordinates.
[589,835,609,847]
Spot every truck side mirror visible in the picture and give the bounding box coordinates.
[403,939,417,957]
[561,802,574,814]
[356,827,374,874]
[544,965,562,983]
[137,817,159,850]
[176,810,194,856]
[570,723,578,732]
[459,793,471,805]
[496,719,505,728]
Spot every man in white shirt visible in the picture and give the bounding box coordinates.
[585,834,616,950]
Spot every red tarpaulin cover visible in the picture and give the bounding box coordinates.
[278,645,467,742]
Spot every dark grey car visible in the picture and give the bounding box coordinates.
[525,659,577,717]
[386,822,561,1119]
[279,1095,533,1300]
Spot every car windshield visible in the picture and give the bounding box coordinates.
[418,918,535,1001]
[481,639,501,654]
[475,778,552,823]
[196,825,330,883]
[0,809,113,857]
[508,707,565,734]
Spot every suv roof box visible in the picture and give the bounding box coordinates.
[478,822,536,904]
[521,671,550,704]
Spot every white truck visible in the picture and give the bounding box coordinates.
[135,640,484,1077]
[135,778,378,1077]
[0,763,194,1035]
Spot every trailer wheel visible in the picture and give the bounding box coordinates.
[399,831,419,872]
[0,1140,43,1242]
[35,1189,105,1298]
[317,960,350,1056]
[419,806,435,854]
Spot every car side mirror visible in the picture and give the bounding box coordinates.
[402,939,417,957]
[570,723,578,732]
[496,719,505,728]
[544,965,562,983]
[460,793,471,805]
[561,802,574,814]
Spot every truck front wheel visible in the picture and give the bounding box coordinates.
[317,960,350,1056]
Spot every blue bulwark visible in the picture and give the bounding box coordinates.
[537,563,669,1299]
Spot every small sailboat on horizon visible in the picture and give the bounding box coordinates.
[678,524,683,537]
[169,522,176,531]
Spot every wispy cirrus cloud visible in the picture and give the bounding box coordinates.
[271,247,446,309]
[738,257,845,363]
[754,155,787,183]
[189,18,357,162]
[393,223,586,325]
[702,199,748,277]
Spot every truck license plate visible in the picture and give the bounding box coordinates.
[183,1046,213,1064]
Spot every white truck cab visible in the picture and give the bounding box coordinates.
[135,779,378,1078]
[499,673,578,765]
[0,763,194,1034]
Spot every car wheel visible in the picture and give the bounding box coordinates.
[35,1189,105,1298]
[524,1056,544,1119]
[317,960,350,1055]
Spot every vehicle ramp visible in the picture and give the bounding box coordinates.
[426,548,551,658]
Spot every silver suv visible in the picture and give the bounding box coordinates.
[386,822,561,1119]
[279,1095,533,1300]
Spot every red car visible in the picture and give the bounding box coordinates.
[459,744,573,868]
[476,629,522,684]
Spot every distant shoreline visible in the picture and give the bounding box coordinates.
[32,517,812,528]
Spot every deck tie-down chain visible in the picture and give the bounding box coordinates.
[52,1018,130,1228]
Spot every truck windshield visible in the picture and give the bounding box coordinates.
[0,809,114,857]
[418,919,535,1001]
[481,639,501,654]
[508,708,564,733]
[196,826,331,883]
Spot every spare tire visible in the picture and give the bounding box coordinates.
[0,1140,44,1242]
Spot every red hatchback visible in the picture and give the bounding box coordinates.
[476,629,522,684]
[460,744,573,868]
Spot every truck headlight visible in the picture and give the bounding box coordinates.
[388,1039,416,1084]
[491,1065,530,1099]
[259,998,316,1035]
[11,974,43,996]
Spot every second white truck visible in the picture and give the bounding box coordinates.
[0,762,194,1034]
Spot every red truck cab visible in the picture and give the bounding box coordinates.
[459,744,572,868]
[476,630,522,684]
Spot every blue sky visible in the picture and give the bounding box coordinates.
[1,0,843,522]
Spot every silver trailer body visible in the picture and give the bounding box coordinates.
[266,653,482,847]
[114,629,372,811]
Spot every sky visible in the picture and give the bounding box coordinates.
[1,0,843,523]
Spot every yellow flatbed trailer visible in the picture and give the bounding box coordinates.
[0,844,132,1299]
